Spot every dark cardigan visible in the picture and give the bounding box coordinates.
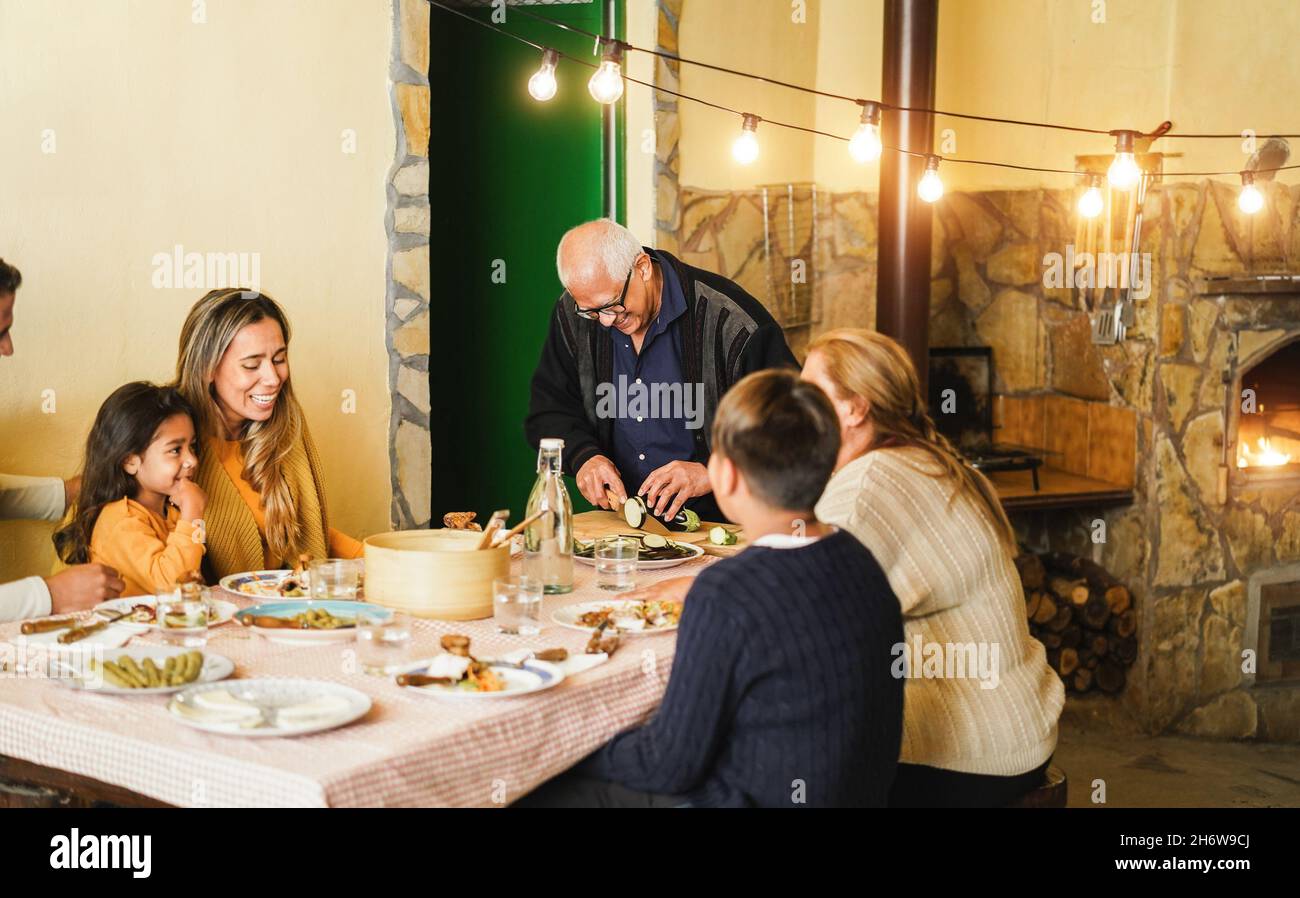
[525,249,799,478]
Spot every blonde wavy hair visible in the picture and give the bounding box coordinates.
[807,328,1017,553]
[175,289,306,563]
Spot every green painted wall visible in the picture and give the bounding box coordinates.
[428,2,623,522]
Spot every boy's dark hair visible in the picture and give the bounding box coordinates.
[53,382,198,564]
[711,368,841,511]
[0,259,21,294]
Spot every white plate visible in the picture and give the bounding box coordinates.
[401,659,564,700]
[94,595,239,628]
[573,540,705,570]
[551,599,681,636]
[49,646,234,695]
[167,678,371,737]
[218,570,310,600]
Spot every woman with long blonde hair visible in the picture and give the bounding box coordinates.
[802,328,1063,807]
[174,289,362,579]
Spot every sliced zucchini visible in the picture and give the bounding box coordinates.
[623,496,646,528]
[709,526,739,546]
[642,533,668,549]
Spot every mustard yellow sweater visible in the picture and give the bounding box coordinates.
[195,422,358,579]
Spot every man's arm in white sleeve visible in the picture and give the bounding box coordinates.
[0,473,66,522]
[0,577,53,622]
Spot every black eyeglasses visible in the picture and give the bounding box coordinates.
[572,266,634,321]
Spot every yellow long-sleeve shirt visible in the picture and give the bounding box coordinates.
[89,497,205,597]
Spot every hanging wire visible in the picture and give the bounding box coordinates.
[427,1,1299,179]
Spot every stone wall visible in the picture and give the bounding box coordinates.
[386,0,432,529]
[1015,180,1300,742]
[675,187,877,359]
[654,0,682,256]
[663,177,1300,742]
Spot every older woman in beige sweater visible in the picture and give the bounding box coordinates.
[628,327,1063,806]
[802,329,1063,806]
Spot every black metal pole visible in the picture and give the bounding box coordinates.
[877,0,938,393]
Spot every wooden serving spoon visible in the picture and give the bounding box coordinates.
[476,508,510,550]
[488,508,550,548]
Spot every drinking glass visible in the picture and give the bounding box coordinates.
[158,590,209,647]
[494,576,542,636]
[594,536,638,593]
[355,608,412,676]
[310,558,362,600]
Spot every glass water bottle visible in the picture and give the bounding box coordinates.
[524,438,574,594]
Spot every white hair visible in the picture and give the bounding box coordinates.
[555,218,643,291]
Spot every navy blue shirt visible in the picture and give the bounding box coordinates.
[581,530,905,807]
[608,251,699,491]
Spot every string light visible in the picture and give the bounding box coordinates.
[732,114,761,164]
[588,40,625,105]
[1107,130,1142,190]
[1238,171,1264,214]
[1078,174,1104,218]
[528,48,559,102]
[849,101,883,163]
[427,0,1300,215]
[918,155,944,202]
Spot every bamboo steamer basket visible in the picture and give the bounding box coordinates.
[363,529,509,620]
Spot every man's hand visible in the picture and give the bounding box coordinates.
[168,478,207,522]
[639,460,711,521]
[63,475,81,513]
[576,454,627,510]
[44,564,125,614]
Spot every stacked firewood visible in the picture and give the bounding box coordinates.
[1014,552,1137,695]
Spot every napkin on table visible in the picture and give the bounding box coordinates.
[499,648,609,677]
[11,621,150,650]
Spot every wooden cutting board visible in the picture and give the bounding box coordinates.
[572,510,746,558]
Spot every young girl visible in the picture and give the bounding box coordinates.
[54,382,207,597]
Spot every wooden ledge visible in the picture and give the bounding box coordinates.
[991,465,1134,513]
[1195,276,1300,296]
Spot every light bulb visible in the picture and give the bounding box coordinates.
[588,58,624,104]
[732,114,760,165]
[1238,172,1264,214]
[849,123,882,163]
[918,156,943,203]
[1239,182,1264,214]
[1108,152,1140,190]
[849,101,882,163]
[1078,181,1104,219]
[1107,130,1141,190]
[528,49,559,102]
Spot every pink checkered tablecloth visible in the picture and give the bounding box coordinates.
[0,558,710,807]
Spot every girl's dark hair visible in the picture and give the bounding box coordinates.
[54,382,198,564]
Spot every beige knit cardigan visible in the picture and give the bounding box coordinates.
[815,447,1064,777]
[195,423,332,580]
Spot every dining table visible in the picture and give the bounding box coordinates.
[0,554,711,808]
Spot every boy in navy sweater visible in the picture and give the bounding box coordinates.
[521,369,904,808]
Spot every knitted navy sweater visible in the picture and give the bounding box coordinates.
[581,529,905,807]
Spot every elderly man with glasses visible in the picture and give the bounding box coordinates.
[526,218,797,524]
